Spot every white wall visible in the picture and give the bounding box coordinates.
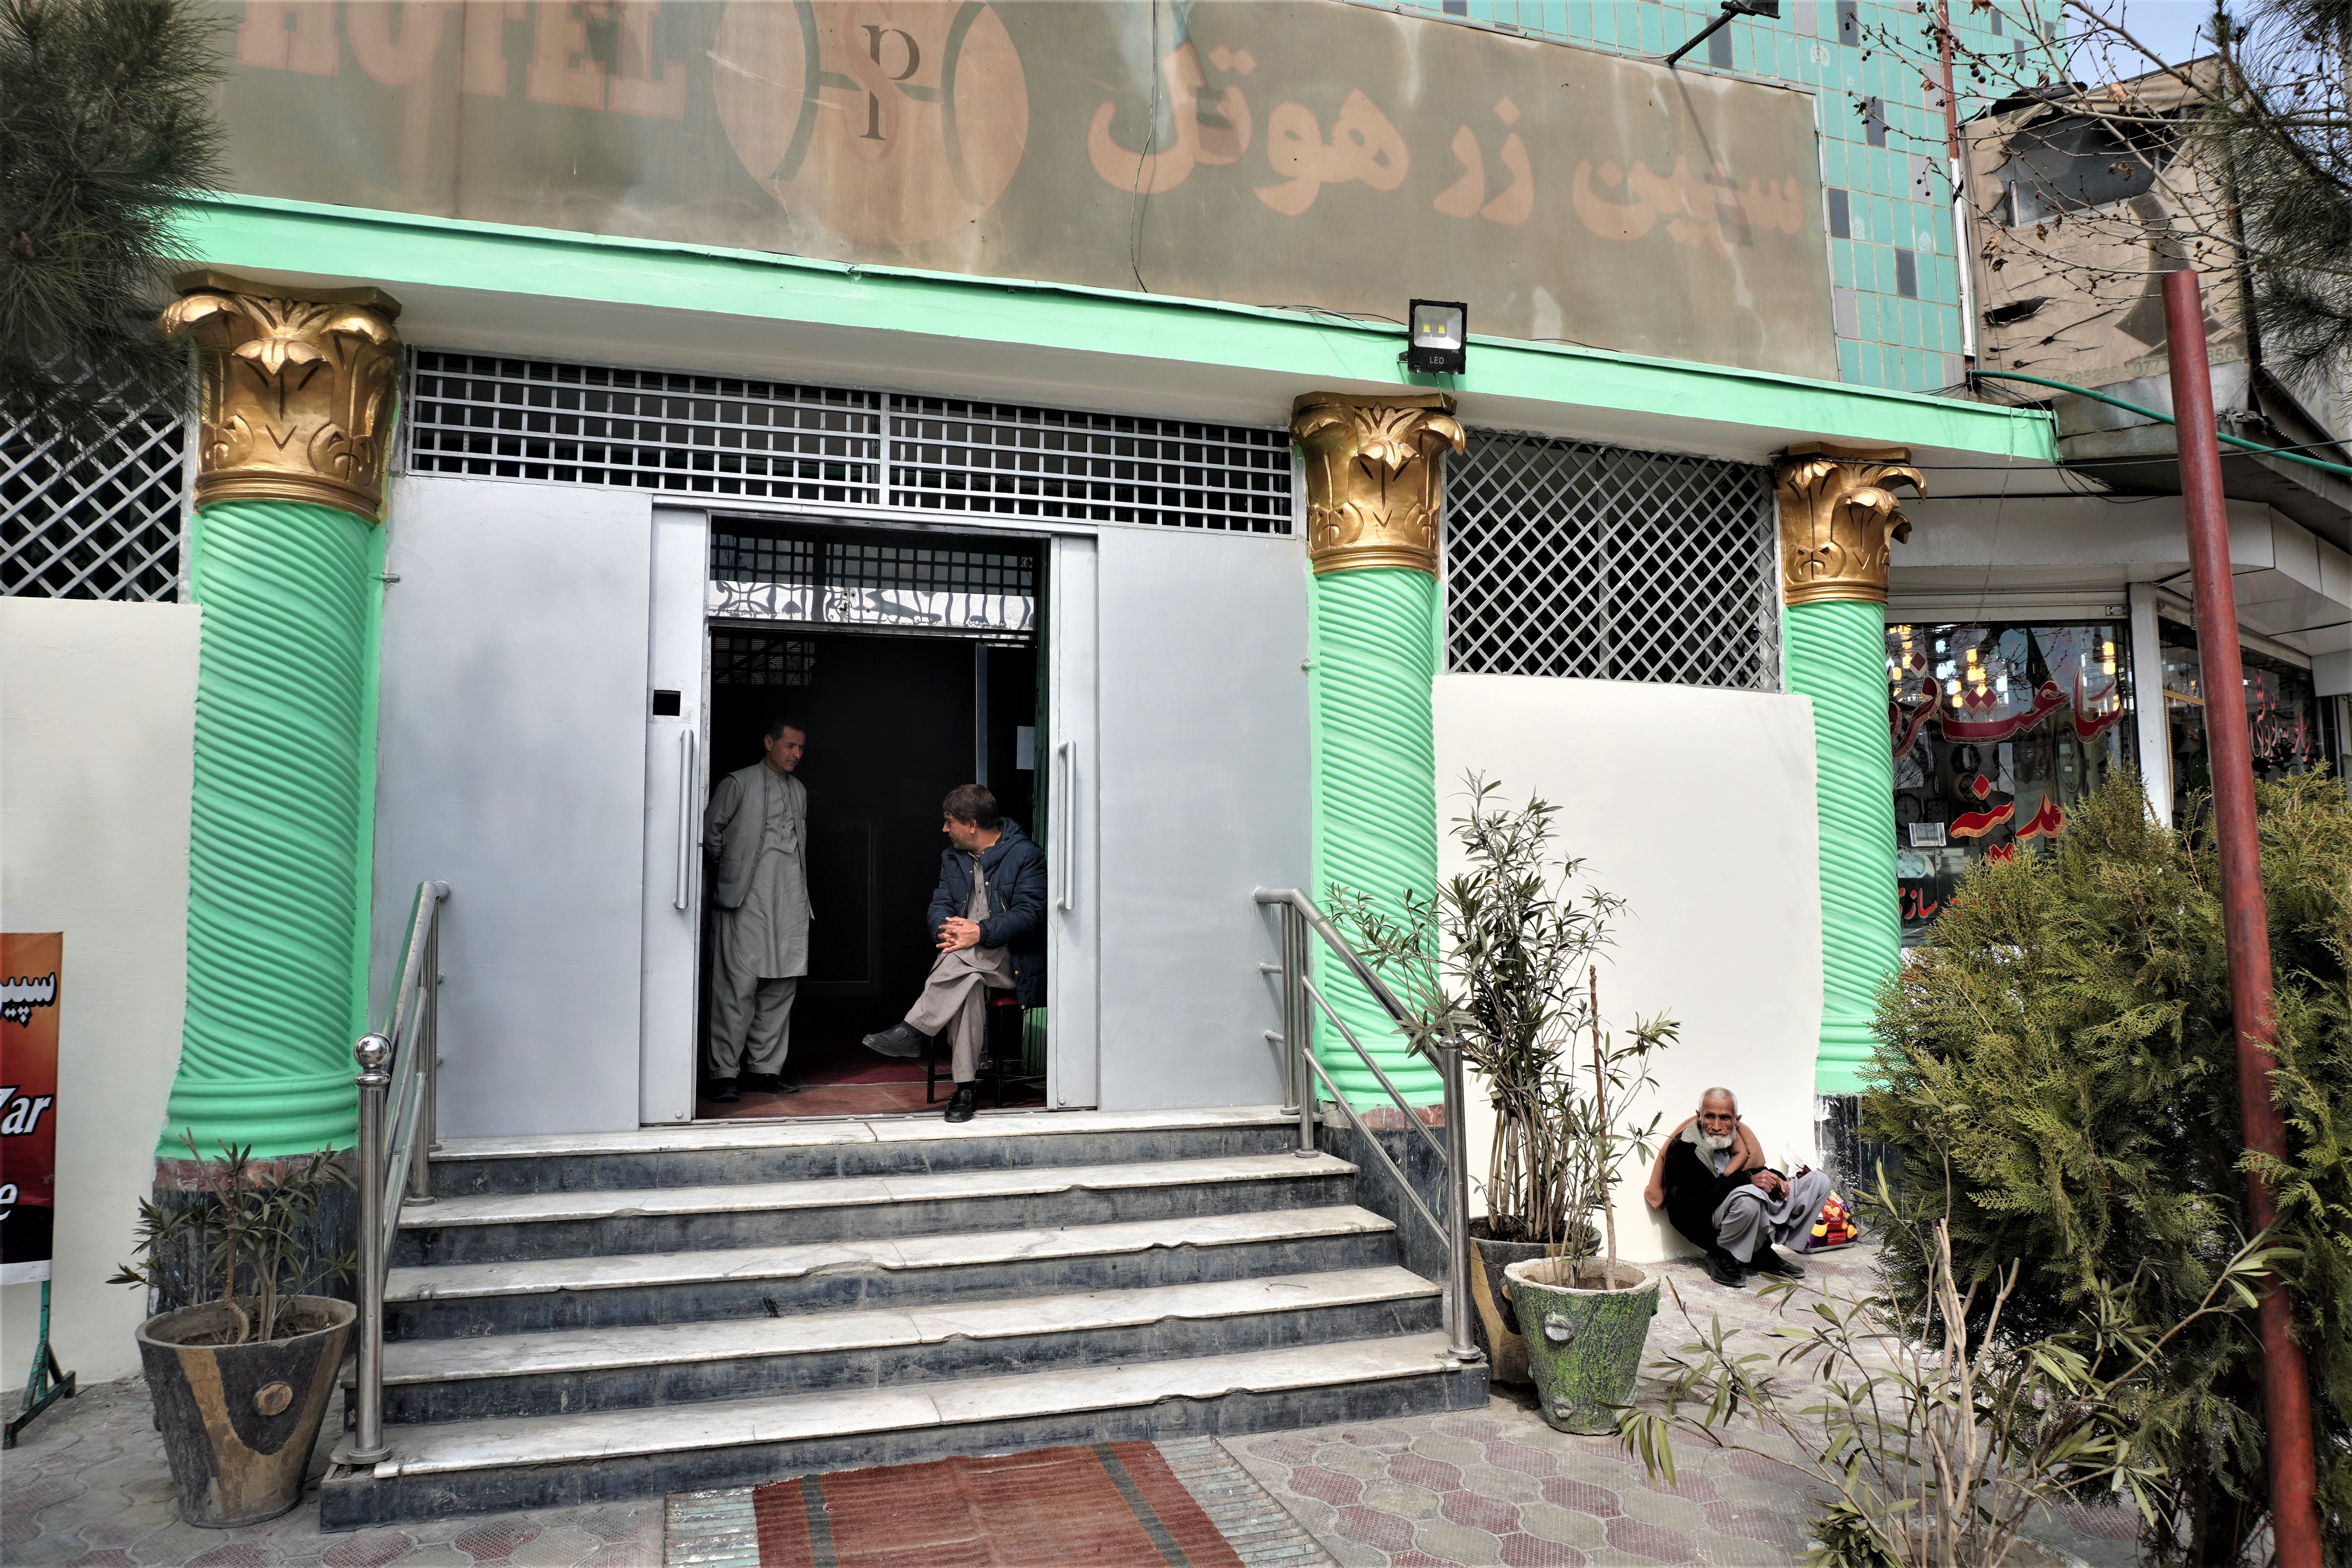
[1,598,200,1382]
[1434,675,1822,1263]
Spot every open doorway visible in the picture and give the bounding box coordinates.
[694,522,1045,1120]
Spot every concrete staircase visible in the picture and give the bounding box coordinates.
[319,1107,1486,1528]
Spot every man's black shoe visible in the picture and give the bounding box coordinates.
[1749,1246,1806,1279]
[863,1023,928,1060]
[704,1078,740,1104]
[739,1072,801,1094]
[944,1084,978,1123]
[1704,1250,1746,1288]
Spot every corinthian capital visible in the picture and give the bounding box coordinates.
[160,271,405,524]
[1774,441,1927,606]
[1292,392,1467,576]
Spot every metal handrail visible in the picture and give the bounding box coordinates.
[336,880,450,1467]
[1254,888,1480,1368]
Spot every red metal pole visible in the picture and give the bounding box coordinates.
[2163,266,2323,1568]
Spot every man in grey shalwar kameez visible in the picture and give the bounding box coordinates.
[1649,1088,1832,1288]
[702,718,811,1103]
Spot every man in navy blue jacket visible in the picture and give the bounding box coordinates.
[862,784,1048,1122]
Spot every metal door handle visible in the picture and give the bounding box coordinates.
[675,727,696,912]
[1054,742,1074,912]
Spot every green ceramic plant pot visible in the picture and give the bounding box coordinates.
[1502,1257,1659,1435]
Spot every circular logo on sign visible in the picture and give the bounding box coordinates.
[713,0,1029,247]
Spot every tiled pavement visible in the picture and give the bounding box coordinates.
[1223,1245,2149,1568]
[0,1376,662,1568]
[5,1244,2153,1568]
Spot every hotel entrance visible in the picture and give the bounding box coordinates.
[637,514,1098,1123]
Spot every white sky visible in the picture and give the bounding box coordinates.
[2071,1,2220,67]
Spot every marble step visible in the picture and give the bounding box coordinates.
[385,1206,1400,1339]
[428,1106,1304,1197]
[391,1151,1357,1267]
[374,1268,1442,1423]
[319,1331,1486,1530]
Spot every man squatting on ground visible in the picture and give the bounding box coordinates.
[861,784,1047,1124]
[1646,1087,1831,1287]
[701,717,811,1104]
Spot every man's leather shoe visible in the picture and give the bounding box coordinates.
[1704,1250,1746,1288]
[704,1078,740,1104]
[863,1024,928,1060]
[739,1072,801,1094]
[944,1084,978,1123]
[1749,1246,1806,1278]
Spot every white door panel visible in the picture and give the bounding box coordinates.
[1047,535,1101,1108]
[641,506,710,1123]
[1094,529,1310,1109]
[372,475,653,1138]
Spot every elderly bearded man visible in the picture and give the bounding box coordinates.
[1645,1087,1831,1288]
[860,784,1046,1123]
[701,717,811,1104]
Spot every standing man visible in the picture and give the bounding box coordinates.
[702,717,811,1103]
[860,785,1046,1123]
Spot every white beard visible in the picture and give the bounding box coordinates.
[1700,1130,1735,1152]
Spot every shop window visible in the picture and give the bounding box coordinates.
[1887,621,2131,943]
[2158,617,2332,825]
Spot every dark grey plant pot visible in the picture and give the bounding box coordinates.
[136,1295,354,1527]
[1466,1217,1595,1385]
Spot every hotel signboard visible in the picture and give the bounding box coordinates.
[217,0,1837,379]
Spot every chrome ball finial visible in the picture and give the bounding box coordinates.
[354,1033,393,1078]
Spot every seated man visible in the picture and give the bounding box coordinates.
[859,784,1047,1123]
[1644,1087,1831,1288]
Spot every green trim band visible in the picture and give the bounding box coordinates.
[164,499,374,1158]
[1786,600,1900,1093]
[1309,567,1443,1107]
[174,194,2059,465]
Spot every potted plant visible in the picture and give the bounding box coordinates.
[1333,777,1673,1405]
[112,1136,355,1527]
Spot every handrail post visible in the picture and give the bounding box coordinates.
[1289,905,1315,1158]
[341,1033,393,1466]
[1439,1037,1480,1365]
[406,898,443,1205]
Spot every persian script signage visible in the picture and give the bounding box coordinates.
[217,1,1837,377]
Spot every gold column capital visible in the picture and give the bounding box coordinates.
[160,271,405,525]
[1292,391,1466,576]
[1774,441,1926,606]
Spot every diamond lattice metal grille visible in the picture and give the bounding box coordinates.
[405,353,1294,534]
[407,352,885,505]
[2,391,187,602]
[1445,431,1779,690]
[887,397,1292,532]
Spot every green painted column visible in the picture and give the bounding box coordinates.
[1775,444,1925,1094]
[159,275,403,1160]
[1309,567,1443,1103]
[1294,392,1464,1109]
[166,499,377,1157]
[1786,600,1900,1093]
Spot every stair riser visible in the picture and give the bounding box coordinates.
[392,1174,1356,1267]
[378,1295,1443,1423]
[318,1365,1490,1530]
[387,1230,1399,1340]
[432,1125,1307,1196]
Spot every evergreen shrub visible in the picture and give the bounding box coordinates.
[1865,768,2352,1563]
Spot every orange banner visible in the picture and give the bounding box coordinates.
[1,933,62,1285]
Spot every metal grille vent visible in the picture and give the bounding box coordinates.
[711,633,817,687]
[407,353,1292,534]
[710,524,1037,640]
[2,390,187,601]
[1445,431,1779,690]
[407,353,882,505]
